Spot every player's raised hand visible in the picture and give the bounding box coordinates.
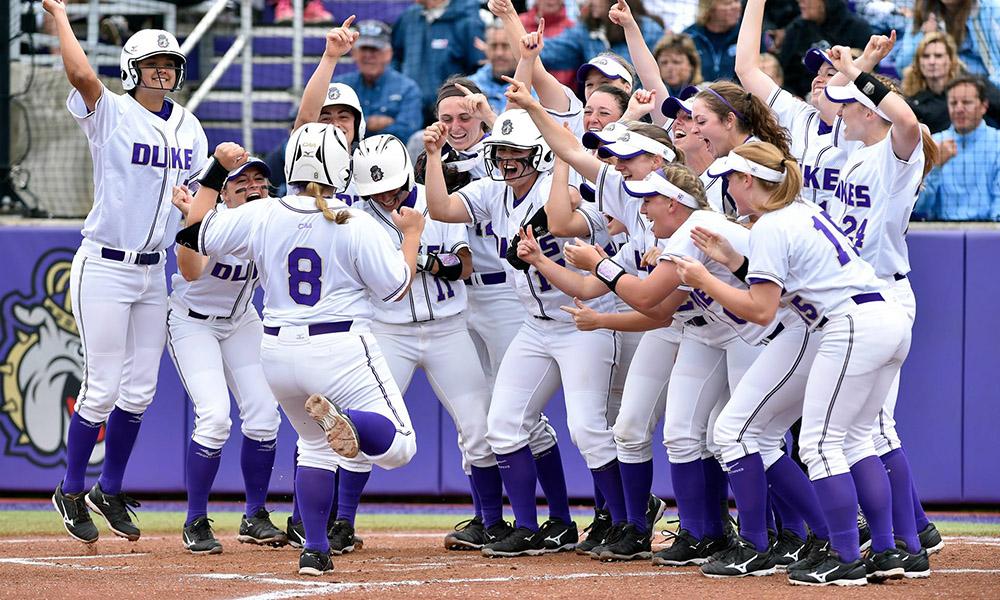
[520,18,545,61]
[515,226,542,264]
[862,29,896,64]
[455,83,497,126]
[213,142,249,171]
[171,185,194,217]
[423,122,449,154]
[487,0,516,18]
[392,205,426,235]
[608,0,637,30]
[640,245,661,268]
[672,255,711,287]
[625,89,656,120]
[560,298,603,331]
[324,15,359,59]
[41,0,67,18]
[690,226,743,271]
[563,238,608,271]
[502,76,536,110]
[828,45,858,77]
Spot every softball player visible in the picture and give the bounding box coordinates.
[167,159,285,554]
[673,141,922,586]
[45,0,208,545]
[176,123,420,576]
[824,45,941,565]
[425,107,623,558]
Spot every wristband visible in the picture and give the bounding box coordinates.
[594,258,627,292]
[175,221,203,251]
[732,256,749,283]
[853,71,890,107]
[431,252,464,281]
[198,158,229,192]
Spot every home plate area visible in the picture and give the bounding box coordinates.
[1,533,999,599]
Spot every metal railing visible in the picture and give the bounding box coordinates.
[179,0,230,56]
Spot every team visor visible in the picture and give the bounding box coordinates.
[581,121,630,149]
[707,151,787,183]
[225,158,272,201]
[596,130,676,162]
[576,56,634,86]
[622,171,701,209]
[824,82,892,121]
[660,85,700,119]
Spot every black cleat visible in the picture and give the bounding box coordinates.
[865,547,905,582]
[897,542,931,579]
[298,548,333,576]
[771,529,809,570]
[445,516,513,550]
[286,516,306,548]
[327,519,358,555]
[183,516,223,554]
[858,511,871,552]
[576,509,612,555]
[919,522,944,555]
[701,536,777,578]
[86,482,140,541]
[787,537,830,572]
[482,525,547,557]
[52,483,99,544]
[653,528,704,566]
[788,550,868,586]
[238,508,288,546]
[538,517,578,553]
[646,495,667,533]
[596,523,652,561]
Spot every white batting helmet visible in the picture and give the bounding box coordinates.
[483,109,555,181]
[352,134,414,198]
[120,29,186,92]
[284,123,354,192]
[323,83,367,143]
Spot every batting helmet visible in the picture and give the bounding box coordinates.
[352,134,414,198]
[284,123,354,192]
[483,109,555,181]
[323,83,367,144]
[119,29,186,92]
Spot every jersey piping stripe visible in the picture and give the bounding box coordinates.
[198,210,216,255]
[227,260,257,319]
[596,166,610,213]
[816,313,855,478]
[746,270,784,286]
[359,334,410,432]
[74,256,90,407]
[734,326,811,457]
[140,124,172,252]
[602,332,619,428]
[381,268,410,303]
[278,198,322,213]
[165,309,197,400]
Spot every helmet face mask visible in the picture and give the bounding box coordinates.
[484,109,554,183]
[322,84,366,144]
[484,144,540,182]
[120,30,186,92]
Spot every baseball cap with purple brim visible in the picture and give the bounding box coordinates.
[579,181,596,202]
[576,55,634,86]
[227,157,272,182]
[706,151,787,182]
[803,47,834,75]
[622,171,701,209]
[824,82,892,121]
[581,121,629,149]
[660,85,700,118]
[596,130,676,162]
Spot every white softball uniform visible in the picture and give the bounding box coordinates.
[197,195,417,472]
[746,200,910,480]
[545,85,585,139]
[67,85,208,424]
[457,173,619,468]
[767,86,846,211]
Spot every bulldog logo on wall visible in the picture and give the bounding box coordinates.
[0,249,104,471]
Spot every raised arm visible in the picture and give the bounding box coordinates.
[181,143,249,227]
[608,0,669,125]
[295,17,358,129]
[545,155,594,238]
[170,185,211,281]
[817,31,896,122]
[504,78,604,182]
[734,0,779,101]
[491,0,571,113]
[422,123,475,223]
[42,0,102,110]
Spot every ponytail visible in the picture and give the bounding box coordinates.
[659,163,709,209]
[731,142,802,212]
[918,127,938,186]
[696,82,792,159]
[305,182,351,224]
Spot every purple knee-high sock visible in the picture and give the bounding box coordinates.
[770,487,808,539]
[813,473,862,562]
[290,452,301,525]
[669,460,706,539]
[468,475,483,521]
[765,492,778,533]
[497,446,540,530]
[591,460,627,525]
[620,460,654,531]
[881,449,921,552]
[185,441,222,525]
[850,455,895,553]
[726,454,770,552]
[241,436,276,516]
[97,407,144,495]
[330,468,339,522]
[295,466,335,553]
[470,465,504,528]
[345,409,395,456]
[912,481,930,531]
[766,455,829,539]
[336,469,369,525]
[533,445,572,523]
[62,413,104,495]
[702,458,728,538]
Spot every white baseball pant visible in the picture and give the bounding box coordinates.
[873,276,916,456]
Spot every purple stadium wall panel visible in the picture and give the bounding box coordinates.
[0,226,994,503]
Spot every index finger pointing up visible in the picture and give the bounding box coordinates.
[341,15,356,29]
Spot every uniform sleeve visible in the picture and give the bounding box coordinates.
[353,215,412,303]
[659,214,705,263]
[594,165,627,221]
[199,204,261,260]
[455,177,496,225]
[746,216,789,287]
[767,87,814,138]
[878,129,925,197]
[66,84,126,147]
[544,85,585,139]
[444,220,470,254]
[185,123,210,186]
[610,237,640,276]
[574,201,605,243]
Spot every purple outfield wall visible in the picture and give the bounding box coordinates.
[0,226,990,502]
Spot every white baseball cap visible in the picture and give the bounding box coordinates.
[824,82,892,121]
[706,151,787,183]
[622,171,701,209]
[576,55,634,86]
[803,48,834,75]
[596,130,676,162]
[660,85,700,118]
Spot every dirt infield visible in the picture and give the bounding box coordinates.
[1,532,998,599]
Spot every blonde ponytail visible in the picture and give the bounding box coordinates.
[306,182,351,224]
[731,142,802,212]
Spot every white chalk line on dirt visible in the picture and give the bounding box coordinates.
[0,552,148,571]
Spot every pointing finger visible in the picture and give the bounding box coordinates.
[455,83,474,97]
[341,15,356,29]
[537,17,545,37]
